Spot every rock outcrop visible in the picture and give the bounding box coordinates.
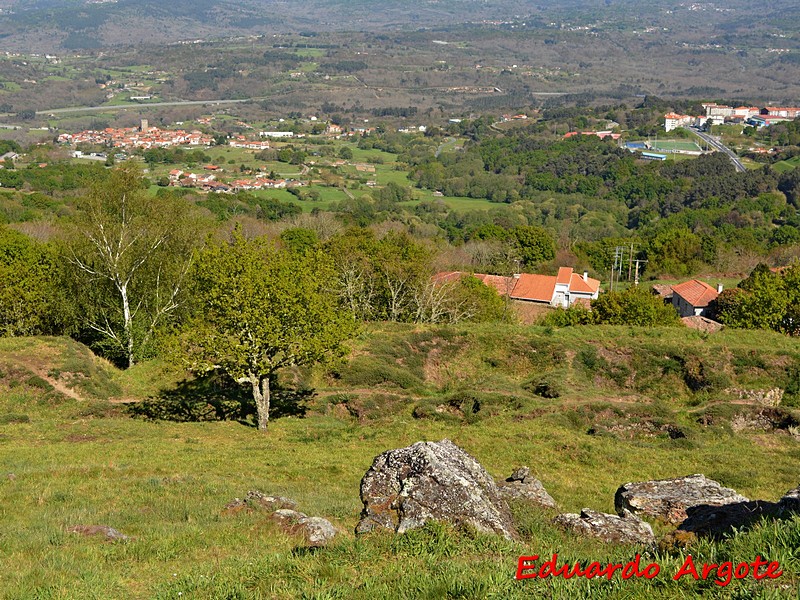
[271,509,337,547]
[553,509,655,546]
[675,482,800,539]
[497,466,558,510]
[224,491,337,547]
[676,500,779,539]
[356,439,518,540]
[615,474,748,525]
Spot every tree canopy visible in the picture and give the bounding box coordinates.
[177,230,357,431]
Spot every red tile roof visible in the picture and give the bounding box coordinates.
[569,272,600,294]
[510,274,556,303]
[556,267,573,285]
[475,273,516,296]
[432,269,600,303]
[671,280,719,307]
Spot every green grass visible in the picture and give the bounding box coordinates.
[1,327,799,598]
[638,140,702,153]
[772,156,800,173]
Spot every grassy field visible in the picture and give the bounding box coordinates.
[772,156,800,173]
[1,325,799,598]
[651,140,702,153]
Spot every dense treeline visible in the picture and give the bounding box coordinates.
[0,166,508,369]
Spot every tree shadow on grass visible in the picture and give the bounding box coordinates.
[127,371,312,426]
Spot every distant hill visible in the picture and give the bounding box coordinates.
[1,0,799,52]
[0,0,533,50]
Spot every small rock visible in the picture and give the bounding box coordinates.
[270,509,337,547]
[356,439,517,540]
[67,525,129,541]
[271,508,308,524]
[553,509,655,546]
[223,491,297,515]
[779,484,800,512]
[498,468,557,510]
[6,473,15,481]
[298,516,338,547]
[509,466,530,482]
[615,474,748,525]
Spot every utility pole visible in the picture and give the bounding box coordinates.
[628,244,634,281]
[610,246,626,292]
[633,259,648,286]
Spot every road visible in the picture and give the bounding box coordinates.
[30,97,264,116]
[686,126,746,172]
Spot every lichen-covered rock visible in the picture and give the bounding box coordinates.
[271,509,337,547]
[779,484,800,512]
[676,501,779,539]
[675,483,800,539]
[614,474,748,525]
[553,509,655,545]
[223,491,298,515]
[356,439,518,540]
[497,466,557,510]
[67,525,129,541]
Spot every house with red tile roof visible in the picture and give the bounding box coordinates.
[671,279,721,317]
[433,267,600,307]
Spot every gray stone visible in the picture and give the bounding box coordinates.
[498,468,557,510]
[553,509,655,546]
[779,484,800,512]
[271,509,337,547]
[509,466,530,482]
[67,525,129,541]
[615,474,748,525]
[675,483,800,540]
[224,491,298,515]
[356,439,518,540]
[677,501,779,539]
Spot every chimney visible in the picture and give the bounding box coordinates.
[717,283,723,294]
[583,270,589,282]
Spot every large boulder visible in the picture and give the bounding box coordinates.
[553,509,655,546]
[356,439,518,540]
[675,483,800,539]
[497,466,558,510]
[676,500,779,539]
[271,509,337,547]
[615,474,748,524]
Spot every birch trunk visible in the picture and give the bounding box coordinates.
[120,282,135,368]
[249,373,271,431]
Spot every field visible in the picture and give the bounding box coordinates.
[650,140,703,153]
[773,156,800,173]
[1,325,799,598]
[628,140,703,154]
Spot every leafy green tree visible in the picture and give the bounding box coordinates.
[591,286,680,326]
[714,265,791,332]
[452,275,511,323]
[338,146,354,160]
[279,227,319,253]
[512,225,555,267]
[67,164,200,367]
[0,227,64,336]
[177,232,357,431]
[646,228,703,277]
